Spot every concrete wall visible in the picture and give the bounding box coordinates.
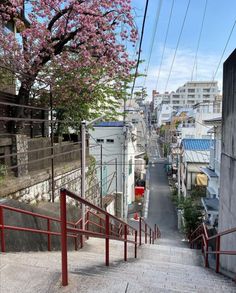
[0,198,81,252]
[1,165,82,204]
[0,159,88,203]
[219,49,236,274]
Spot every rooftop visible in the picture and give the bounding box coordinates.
[94,121,124,127]
[204,117,222,125]
[181,139,212,151]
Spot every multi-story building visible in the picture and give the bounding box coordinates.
[170,81,219,111]
[200,117,221,227]
[89,121,136,218]
[152,90,170,110]
[156,102,173,127]
[176,101,222,140]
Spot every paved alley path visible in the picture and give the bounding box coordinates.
[147,135,187,248]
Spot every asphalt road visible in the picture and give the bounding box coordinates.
[147,135,188,247]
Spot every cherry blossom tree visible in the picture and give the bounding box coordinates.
[0,0,137,110]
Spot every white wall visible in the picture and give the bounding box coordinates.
[89,127,123,195]
[89,125,136,217]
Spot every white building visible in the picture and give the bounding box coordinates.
[156,102,173,127]
[200,117,221,226]
[125,100,147,155]
[170,81,219,110]
[89,121,136,217]
[177,101,222,140]
[180,139,211,197]
[152,90,170,110]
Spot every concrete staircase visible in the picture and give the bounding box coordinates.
[1,236,236,293]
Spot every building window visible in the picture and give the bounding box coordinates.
[96,139,104,143]
[129,159,132,175]
[188,89,195,93]
[106,139,114,143]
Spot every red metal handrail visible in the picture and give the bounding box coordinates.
[190,223,236,275]
[139,217,160,246]
[60,188,138,286]
[0,204,78,252]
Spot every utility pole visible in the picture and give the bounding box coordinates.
[122,94,127,219]
[81,121,86,245]
[115,157,118,216]
[177,148,181,198]
[50,90,55,202]
[100,144,103,208]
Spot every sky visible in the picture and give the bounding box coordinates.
[131,0,236,98]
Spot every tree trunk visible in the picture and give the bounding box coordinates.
[14,81,32,134]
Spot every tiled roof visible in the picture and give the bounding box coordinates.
[181,139,212,151]
[94,121,124,127]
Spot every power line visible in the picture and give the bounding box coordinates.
[213,19,236,81]
[191,0,208,81]
[155,0,175,91]
[164,0,191,92]
[143,0,163,87]
[131,0,150,98]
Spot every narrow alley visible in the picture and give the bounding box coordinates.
[147,136,187,248]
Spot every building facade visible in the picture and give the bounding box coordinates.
[218,49,236,274]
[170,81,219,111]
[89,121,136,218]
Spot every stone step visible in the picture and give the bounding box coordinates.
[1,238,235,293]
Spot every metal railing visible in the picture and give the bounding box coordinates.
[0,204,78,252]
[60,188,139,286]
[189,223,236,274]
[139,216,161,246]
[0,189,161,288]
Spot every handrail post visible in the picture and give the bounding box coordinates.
[201,235,204,253]
[86,210,89,240]
[135,230,137,258]
[139,217,142,246]
[124,224,127,261]
[149,228,151,244]
[154,224,157,239]
[47,219,51,251]
[216,235,221,273]
[152,231,154,244]
[105,214,109,266]
[205,241,209,268]
[74,224,78,251]
[60,189,68,286]
[80,219,83,248]
[0,206,5,252]
[99,217,102,234]
[145,223,147,244]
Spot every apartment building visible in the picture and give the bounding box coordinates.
[170,81,219,110]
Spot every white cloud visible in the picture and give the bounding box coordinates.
[143,47,223,97]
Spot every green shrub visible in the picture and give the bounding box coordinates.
[171,190,203,236]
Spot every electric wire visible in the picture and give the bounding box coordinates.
[212,19,236,82]
[164,0,191,92]
[155,0,175,91]
[143,0,163,87]
[190,0,208,81]
[131,0,150,98]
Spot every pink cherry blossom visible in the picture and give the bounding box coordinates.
[0,0,137,104]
